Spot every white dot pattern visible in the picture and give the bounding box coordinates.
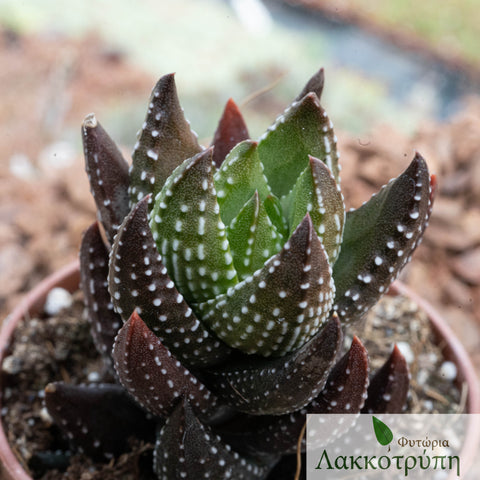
[128,73,201,207]
[113,312,220,422]
[287,156,345,265]
[149,148,238,305]
[82,114,130,243]
[206,314,342,415]
[80,222,122,367]
[198,214,335,357]
[154,400,268,479]
[44,382,151,459]
[109,196,232,368]
[332,154,434,326]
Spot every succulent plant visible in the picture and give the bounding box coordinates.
[44,69,435,479]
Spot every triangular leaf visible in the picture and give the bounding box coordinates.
[295,67,325,102]
[311,335,369,413]
[211,98,250,167]
[258,92,339,197]
[333,153,434,324]
[112,311,224,423]
[213,140,271,226]
[206,314,342,415]
[227,191,283,281]
[82,114,130,243]
[44,382,154,459]
[197,214,335,357]
[79,221,122,368]
[129,73,202,205]
[284,156,344,263]
[109,196,232,367]
[362,345,410,414]
[154,400,271,480]
[150,148,238,304]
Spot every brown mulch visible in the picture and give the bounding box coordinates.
[0,28,479,376]
[0,28,153,316]
[338,100,480,372]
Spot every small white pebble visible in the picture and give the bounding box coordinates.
[39,407,53,425]
[439,361,457,381]
[423,399,434,412]
[396,342,414,364]
[87,371,101,383]
[1,355,22,375]
[416,369,429,386]
[44,288,73,315]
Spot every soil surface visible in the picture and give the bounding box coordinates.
[1,292,155,480]
[0,27,479,371]
[1,289,462,479]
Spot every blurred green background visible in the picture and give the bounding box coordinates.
[1,0,478,146]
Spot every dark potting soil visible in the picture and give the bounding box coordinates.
[1,290,463,479]
[1,292,155,479]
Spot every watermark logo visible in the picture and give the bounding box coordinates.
[372,416,393,448]
[306,414,478,479]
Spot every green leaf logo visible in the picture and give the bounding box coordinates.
[372,416,393,446]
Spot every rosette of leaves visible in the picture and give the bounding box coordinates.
[44,69,435,479]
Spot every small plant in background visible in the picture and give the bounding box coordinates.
[44,69,435,479]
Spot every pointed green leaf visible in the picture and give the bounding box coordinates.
[264,194,289,239]
[109,196,233,367]
[284,156,344,263]
[257,92,339,198]
[333,153,434,324]
[227,192,283,281]
[372,416,393,446]
[197,214,335,357]
[129,73,201,205]
[213,140,271,226]
[150,148,238,304]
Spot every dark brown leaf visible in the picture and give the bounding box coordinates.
[211,98,249,167]
[82,114,130,243]
[112,311,224,423]
[154,400,272,480]
[362,344,409,413]
[295,67,325,101]
[44,382,154,459]
[206,315,342,415]
[128,73,202,204]
[80,222,122,368]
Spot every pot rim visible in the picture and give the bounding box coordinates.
[0,263,478,479]
[390,280,480,479]
[390,281,480,413]
[0,260,80,480]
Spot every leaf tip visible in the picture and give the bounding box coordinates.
[83,112,97,129]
